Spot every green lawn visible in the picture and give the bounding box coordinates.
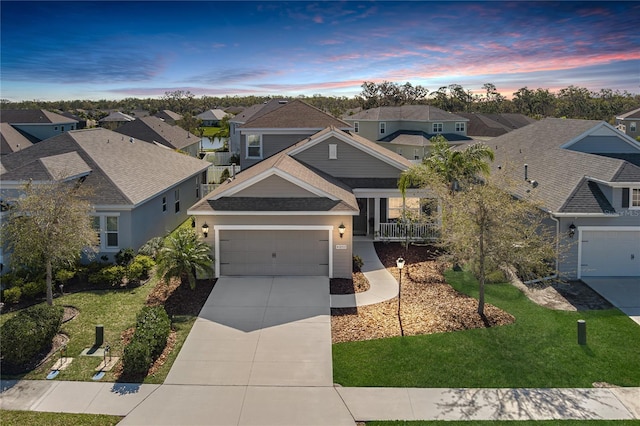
[333,270,640,388]
[198,126,221,137]
[0,410,122,426]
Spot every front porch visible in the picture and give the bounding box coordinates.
[352,191,440,242]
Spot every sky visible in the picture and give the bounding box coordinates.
[1,1,639,102]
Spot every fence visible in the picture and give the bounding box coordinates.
[377,222,439,241]
[206,165,241,185]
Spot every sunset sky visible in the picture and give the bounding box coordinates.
[1,1,639,101]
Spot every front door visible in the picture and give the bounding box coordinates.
[353,198,368,236]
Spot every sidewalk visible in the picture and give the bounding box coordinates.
[2,379,639,422]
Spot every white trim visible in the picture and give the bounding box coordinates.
[560,122,640,150]
[584,176,640,188]
[214,225,334,278]
[239,128,348,135]
[189,210,358,216]
[211,168,340,201]
[245,133,263,159]
[576,226,640,279]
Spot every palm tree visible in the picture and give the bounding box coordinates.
[156,228,213,289]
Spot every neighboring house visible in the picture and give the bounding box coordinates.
[0,109,79,141]
[57,111,88,130]
[490,118,640,280]
[154,110,183,125]
[615,107,640,140]
[0,122,33,155]
[455,113,535,138]
[188,126,431,279]
[114,116,201,157]
[237,99,352,169]
[98,111,135,130]
[197,109,227,127]
[1,128,211,261]
[342,105,471,161]
[228,99,290,156]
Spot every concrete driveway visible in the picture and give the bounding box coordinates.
[582,277,640,325]
[121,276,355,426]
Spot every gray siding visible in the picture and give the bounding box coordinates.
[234,175,319,198]
[347,120,466,142]
[195,214,352,278]
[293,137,402,179]
[241,132,315,168]
[13,123,76,141]
[569,135,639,154]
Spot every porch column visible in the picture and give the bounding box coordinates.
[374,197,380,239]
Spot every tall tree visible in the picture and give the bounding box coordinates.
[156,228,213,289]
[1,179,98,305]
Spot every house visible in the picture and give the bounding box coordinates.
[188,126,432,279]
[1,123,33,155]
[0,109,79,142]
[615,107,640,140]
[98,111,135,130]
[228,99,291,157]
[114,116,201,157]
[455,113,535,138]
[236,99,351,169]
[197,109,228,127]
[342,105,471,161]
[1,128,211,261]
[154,110,183,125]
[490,118,640,279]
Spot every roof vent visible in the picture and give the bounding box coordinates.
[278,100,288,104]
[130,137,134,143]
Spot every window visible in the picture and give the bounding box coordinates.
[380,122,386,134]
[633,188,640,208]
[195,175,200,198]
[388,197,421,220]
[329,144,337,160]
[246,134,262,158]
[631,122,637,132]
[105,216,118,247]
[414,149,420,160]
[455,122,465,132]
[433,123,443,133]
[174,189,180,213]
[354,122,359,133]
[92,216,101,246]
[162,195,167,212]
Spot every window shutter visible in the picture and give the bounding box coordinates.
[622,188,629,208]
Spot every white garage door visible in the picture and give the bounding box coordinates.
[219,230,329,276]
[581,230,640,277]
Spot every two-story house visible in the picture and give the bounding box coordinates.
[490,118,640,279]
[0,109,79,142]
[115,116,201,157]
[615,107,640,140]
[342,105,471,161]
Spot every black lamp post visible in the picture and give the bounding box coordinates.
[396,257,405,337]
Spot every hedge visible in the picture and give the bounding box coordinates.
[122,306,171,376]
[0,304,64,373]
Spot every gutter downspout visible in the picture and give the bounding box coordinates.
[523,213,559,285]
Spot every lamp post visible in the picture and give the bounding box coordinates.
[396,257,405,337]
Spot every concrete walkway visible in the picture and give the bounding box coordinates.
[331,240,398,308]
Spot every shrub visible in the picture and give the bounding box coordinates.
[122,306,171,376]
[21,280,46,299]
[219,168,230,183]
[2,286,22,304]
[0,304,64,372]
[88,265,126,287]
[353,255,364,272]
[127,255,155,282]
[138,237,164,260]
[115,248,136,266]
[55,268,76,285]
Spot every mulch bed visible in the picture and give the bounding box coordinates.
[330,271,370,294]
[146,278,216,317]
[331,243,515,344]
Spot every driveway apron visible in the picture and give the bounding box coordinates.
[121,276,355,425]
[582,277,640,325]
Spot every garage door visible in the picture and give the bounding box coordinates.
[219,230,329,276]
[581,230,640,277]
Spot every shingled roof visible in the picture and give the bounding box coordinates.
[240,99,350,129]
[346,105,467,122]
[0,122,34,154]
[0,109,77,124]
[1,128,210,206]
[115,116,199,151]
[490,118,640,213]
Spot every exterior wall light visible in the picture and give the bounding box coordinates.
[202,223,209,238]
[338,223,346,238]
[568,223,576,238]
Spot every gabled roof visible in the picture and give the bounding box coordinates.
[114,116,199,151]
[1,128,210,207]
[0,122,34,154]
[154,110,183,121]
[455,113,535,137]
[99,111,135,122]
[196,109,227,121]
[240,99,350,130]
[378,130,472,145]
[490,118,640,214]
[616,107,640,120]
[0,109,78,124]
[345,105,467,122]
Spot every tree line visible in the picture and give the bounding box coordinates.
[2,82,639,123]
